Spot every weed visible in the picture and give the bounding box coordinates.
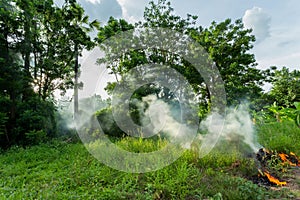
[0,122,298,199]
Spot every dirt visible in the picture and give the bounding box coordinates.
[280,168,300,199]
[254,148,300,199]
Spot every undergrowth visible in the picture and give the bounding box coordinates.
[0,121,298,199]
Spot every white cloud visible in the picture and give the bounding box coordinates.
[252,25,300,69]
[242,7,271,43]
[257,52,300,70]
[116,0,149,23]
[85,0,101,4]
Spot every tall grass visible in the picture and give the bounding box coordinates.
[0,121,298,199]
[257,121,300,154]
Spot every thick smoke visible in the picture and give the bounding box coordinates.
[199,104,262,153]
[140,95,196,149]
[139,95,261,153]
[62,90,261,155]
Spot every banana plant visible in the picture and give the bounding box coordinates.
[294,102,300,128]
[266,102,297,123]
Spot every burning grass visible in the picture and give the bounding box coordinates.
[262,170,287,186]
[279,152,300,167]
[254,148,300,187]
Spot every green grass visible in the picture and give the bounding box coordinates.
[257,121,300,154]
[0,121,299,199]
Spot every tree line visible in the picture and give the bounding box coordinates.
[0,0,299,148]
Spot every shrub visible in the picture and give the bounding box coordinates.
[0,112,8,135]
[95,107,125,137]
[25,130,47,145]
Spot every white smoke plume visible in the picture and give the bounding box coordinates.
[138,95,261,153]
[140,95,196,149]
[57,95,107,131]
[200,104,261,153]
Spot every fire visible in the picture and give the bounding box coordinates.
[263,171,287,186]
[278,152,300,167]
[256,148,300,186]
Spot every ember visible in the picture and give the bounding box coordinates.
[254,148,300,187]
[263,171,286,186]
[278,152,300,167]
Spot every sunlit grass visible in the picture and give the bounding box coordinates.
[114,137,168,153]
[0,122,298,199]
[257,121,300,154]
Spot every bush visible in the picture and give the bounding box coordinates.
[15,97,56,139]
[0,95,57,148]
[95,106,125,137]
[25,130,47,145]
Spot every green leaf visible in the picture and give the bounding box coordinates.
[294,102,300,110]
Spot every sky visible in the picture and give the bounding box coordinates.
[54,0,300,98]
[68,0,300,70]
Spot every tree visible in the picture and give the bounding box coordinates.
[97,0,266,118]
[193,19,265,106]
[0,0,99,148]
[60,0,100,115]
[97,16,135,84]
[268,67,300,107]
[0,0,25,146]
[97,3,201,101]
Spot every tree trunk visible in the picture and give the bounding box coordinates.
[74,44,79,118]
[22,19,32,101]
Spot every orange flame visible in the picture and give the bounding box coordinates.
[279,153,299,166]
[263,171,287,186]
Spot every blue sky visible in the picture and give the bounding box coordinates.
[54,0,299,98]
[64,0,299,71]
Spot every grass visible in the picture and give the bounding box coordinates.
[257,121,300,154]
[0,121,299,199]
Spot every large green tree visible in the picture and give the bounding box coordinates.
[97,0,266,115]
[60,0,99,115]
[0,0,99,148]
[194,19,265,106]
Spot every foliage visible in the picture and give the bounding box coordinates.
[253,101,300,128]
[114,137,167,153]
[267,102,296,122]
[0,112,8,135]
[95,107,125,137]
[268,67,300,107]
[0,0,99,148]
[294,102,300,128]
[0,95,57,148]
[257,121,300,154]
[97,0,267,123]
[25,130,47,145]
[0,135,294,199]
[194,18,265,106]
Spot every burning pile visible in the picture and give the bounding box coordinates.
[255,148,300,186]
[278,152,300,167]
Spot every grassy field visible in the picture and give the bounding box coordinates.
[0,121,299,200]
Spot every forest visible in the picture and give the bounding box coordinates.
[0,0,300,199]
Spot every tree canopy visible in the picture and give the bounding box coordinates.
[97,0,266,113]
[0,0,99,148]
[0,0,299,147]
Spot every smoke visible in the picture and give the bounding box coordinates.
[200,104,262,153]
[139,95,261,153]
[57,95,107,132]
[61,89,261,155]
[139,95,196,149]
